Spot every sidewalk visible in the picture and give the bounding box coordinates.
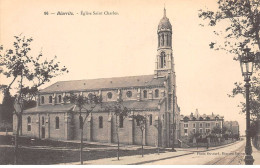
[252,145,260,165]
[59,150,193,165]
[58,140,240,165]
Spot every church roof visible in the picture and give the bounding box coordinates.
[23,100,161,113]
[158,8,172,31]
[39,74,165,93]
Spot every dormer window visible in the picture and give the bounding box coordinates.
[126,91,132,98]
[107,92,112,99]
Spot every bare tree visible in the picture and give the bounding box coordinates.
[131,114,147,157]
[106,98,129,160]
[0,35,68,164]
[63,93,102,165]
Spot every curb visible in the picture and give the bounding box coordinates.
[128,152,193,165]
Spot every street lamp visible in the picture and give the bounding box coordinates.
[239,47,255,165]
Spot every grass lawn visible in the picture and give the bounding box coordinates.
[0,135,167,165]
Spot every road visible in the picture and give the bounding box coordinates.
[144,140,246,165]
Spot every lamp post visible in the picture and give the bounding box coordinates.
[239,47,255,165]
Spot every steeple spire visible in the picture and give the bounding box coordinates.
[164,6,166,17]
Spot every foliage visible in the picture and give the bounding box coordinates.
[211,126,222,134]
[0,89,15,123]
[0,35,69,108]
[63,93,102,164]
[199,0,260,55]
[131,114,147,131]
[105,98,130,160]
[188,132,202,143]
[199,0,260,118]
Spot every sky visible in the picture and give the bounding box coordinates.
[0,0,248,134]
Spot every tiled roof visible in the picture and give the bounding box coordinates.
[180,113,224,121]
[23,100,161,113]
[39,75,165,93]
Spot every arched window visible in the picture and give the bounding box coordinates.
[27,116,31,131]
[79,116,83,129]
[58,95,62,103]
[99,116,103,128]
[166,34,168,46]
[49,96,52,103]
[55,117,59,129]
[119,115,124,128]
[149,115,153,125]
[41,96,44,104]
[107,92,112,99]
[126,91,132,98]
[143,90,147,99]
[42,116,45,125]
[160,52,166,68]
[155,89,159,98]
[162,34,164,46]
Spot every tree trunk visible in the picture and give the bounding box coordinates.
[116,115,120,160]
[157,127,160,155]
[80,127,83,165]
[141,130,144,157]
[14,114,21,165]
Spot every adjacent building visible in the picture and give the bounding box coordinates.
[13,9,181,147]
[224,121,239,136]
[180,109,224,138]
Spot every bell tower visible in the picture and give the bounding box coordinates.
[154,8,174,78]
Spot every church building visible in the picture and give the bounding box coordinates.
[13,9,181,147]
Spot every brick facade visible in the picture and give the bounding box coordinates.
[13,9,181,147]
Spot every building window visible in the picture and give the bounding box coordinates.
[206,123,210,127]
[99,116,103,128]
[126,91,132,98]
[41,96,45,104]
[160,52,166,68]
[155,89,159,98]
[199,128,203,133]
[79,116,83,129]
[107,92,112,99]
[49,96,52,103]
[55,117,59,129]
[119,115,124,128]
[193,123,196,128]
[193,128,196,133]
[184,129,188,136]
[42,116,45,125]
[216,123,220,127]
[184,123,188,128]
[27,116,31,131]
[206,128,211,134]
[149,115,152,125]
[58,95,62,103]
[199,123,203,127]
[143,90,147,98]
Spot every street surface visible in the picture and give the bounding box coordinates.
[144,139,245,165]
